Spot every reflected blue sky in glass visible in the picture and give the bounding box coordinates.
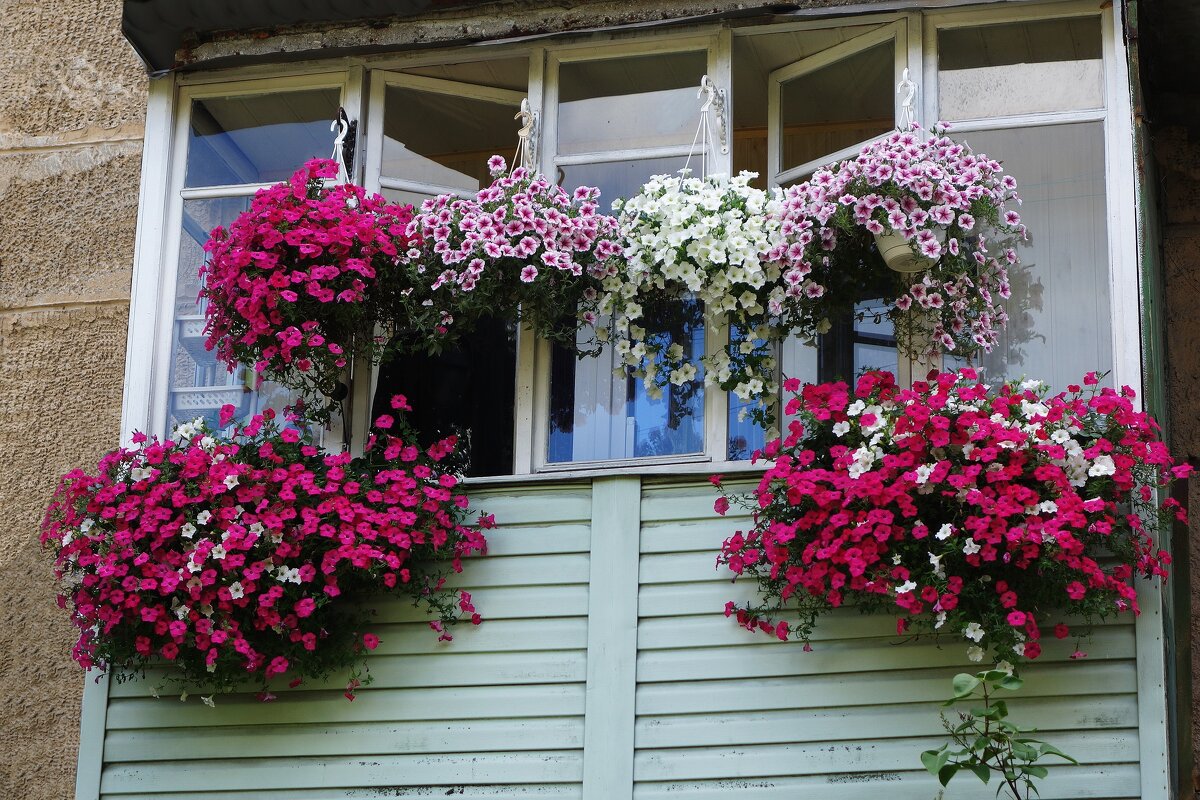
[185,89,340,187]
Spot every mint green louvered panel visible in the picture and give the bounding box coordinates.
[632,478,1142,800]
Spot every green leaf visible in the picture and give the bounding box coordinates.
[999,676,1025,691]
[953,673,982,698]
[1024,765,1049,779]
[921,748,949,775]
[970,764,991,784]
[1038,743,1078,764]
[938,763,961,787]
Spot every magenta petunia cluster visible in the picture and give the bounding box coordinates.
[408,156,622,347]
[716,369,1187,665]
[772,125,1022,359]
[201,159,417,408]
[40,399,491,698]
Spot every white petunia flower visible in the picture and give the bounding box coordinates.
[196,510,212,525]
[967,646,985,662]
[895,580,917,595]
[964,622,985,642]
[180,523,196,539]
[1088,455,1116,477]
[935,523,954,541]
[228,581,244,600]
[223,474,239,489]
[832,421,851,437]
[962,539,981,556]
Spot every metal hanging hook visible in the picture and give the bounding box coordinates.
[897,68,918,130]
[512,98,538,174]
[330,107,351,184]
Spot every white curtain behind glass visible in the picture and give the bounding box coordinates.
[952,122,1112,390]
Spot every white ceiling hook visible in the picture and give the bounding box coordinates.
[512,97,538,174]
[329,108,351,184]
[897,67,918,130]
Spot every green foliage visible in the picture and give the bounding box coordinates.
[921,670,1076,799]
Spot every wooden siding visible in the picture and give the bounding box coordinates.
[633,478,1142,800]
[93,476,1144,799]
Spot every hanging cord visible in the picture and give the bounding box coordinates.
[512,98,537,175]
[330,107,351,184]
[681,75,722,179]
[897,68,918,130]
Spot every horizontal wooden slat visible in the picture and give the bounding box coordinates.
[106,716,585,762]
[469,486,592,526]
[639,612,1132,650]
[455,553,591,587]
[378,584,590,623]
[639,551,736,585]
[371,617,587,655]
[636,629,1133,683]
[633,765,1139,799]
[103,786,583,800]
[632,730,1137,781]
[101,751,584,794]
[107,684,585,730]
[640,517,749,554]
[636,660,1137,715]
[475,523,592,556]
[639,581,759,618]
[634,695,1137,749]
[640,488,728,524]
[110,649,587,697]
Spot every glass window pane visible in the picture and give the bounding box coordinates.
[560,157,690,211]
[949,123,1111,391]
[938,17,1103,120]
[779,39,894,172]
[400,57,530,92]
[381,85,523,192]
[170,197,297,432]
[185,89,341,187]
[373,317,517,478]
[380,186,432,209]
[549,301,705,463]
[557,51,707,155]
[726,328,769,461]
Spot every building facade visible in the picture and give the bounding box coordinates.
[2,0,1199,798]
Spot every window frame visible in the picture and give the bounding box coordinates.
[130,0,1142,483]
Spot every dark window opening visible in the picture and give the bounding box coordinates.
[372,316,517,477]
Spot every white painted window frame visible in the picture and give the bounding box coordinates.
[527,31,737,474]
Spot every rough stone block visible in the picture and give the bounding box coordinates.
[0,302,129,800]
[0,141,143,309]
[0,0,146,143]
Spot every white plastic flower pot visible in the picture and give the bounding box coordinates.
[874,230,936,273]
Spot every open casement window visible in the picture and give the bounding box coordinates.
[362,64,529,476]
[159,77,347,438]
[529,37,737,471]
[759,21,918,398]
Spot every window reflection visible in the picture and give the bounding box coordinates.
[185,89,340,187]
[169,197,296,432]
[549,299,705,463]
[381,84,523,193]
[938,17,1103,120]
[557,51,707,155]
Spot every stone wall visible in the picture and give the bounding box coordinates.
[1157,125,1200,793]
[0,2,146,798]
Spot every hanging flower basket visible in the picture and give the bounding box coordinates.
[41,399,492,699]
[598,170,786,411]
[401,156,622,354]
[776,124,1024,358]
[200,159,418,418]
[715,369,1187,665]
